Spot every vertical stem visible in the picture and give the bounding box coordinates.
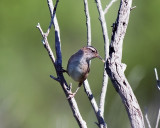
[44,0,88,127]
[83,0,107,127]
[83,0,91,45]
[95,0,109,118]
[106,0,145,127]
[145,113,152,128]
[155,108,160,128]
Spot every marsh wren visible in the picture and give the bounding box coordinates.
[66,46,104,98]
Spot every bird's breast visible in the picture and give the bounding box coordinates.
[67,59,89,82]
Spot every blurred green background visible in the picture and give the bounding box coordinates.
[0,0,160,128]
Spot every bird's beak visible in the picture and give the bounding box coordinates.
[97,55,105,63]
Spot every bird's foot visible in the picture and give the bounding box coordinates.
[61,67,67,73]
[57,66,67,74]
[67,92,76,99]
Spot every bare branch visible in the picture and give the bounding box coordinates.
[83,0,91,45]
[144,107,160,128]
[83,1,107,127]
[145,114,151,128]
[130,6,136,11]
[95,0,109,120]
[144,109,152,128]
[154,68,160,90]
[105,0,145,127]
[36,23,56,66]
[46,0,59,35]
[155,108,160,128]
[37,0,88,127]
[99,68,108,117]
[83,0,108,127]
[83,80,98,113]
[68,96,87,128]
[155,68,159,80]
[36,23,44,36]
[83,80,107,128]
[47,0,62,66]
[95,0,109,56]
[50,75,60,82]
[83,0,95,109]
[104,0,118,15]
[144,69,160,128]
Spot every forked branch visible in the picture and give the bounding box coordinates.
[144,69,160,128]
[37,0,87,127]
[104,0,118,15]
[83,0,107,127]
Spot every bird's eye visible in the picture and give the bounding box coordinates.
[91,50,95,53]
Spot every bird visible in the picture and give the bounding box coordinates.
[66,46,104,98]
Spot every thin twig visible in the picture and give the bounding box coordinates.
[154,68,160,90]
[83,0,97,114]
[37,0,88,127]
[95,0,109,120]
[144,69,160,128]
[83,0,91,45]
[47,0,62,66]
[83,1,107,127]
[36,23,56,66]
[145,113,152,128]
[104,0,118,15]
[130,6,136,11]
[46,0,59,35]
[154,68,159,80]
[83,80,107,128]
[99,68,108,117]
[83,80,98,113]
[50,75,60,82]
[155,108,160,128]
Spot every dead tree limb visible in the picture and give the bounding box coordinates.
[105,0,145,127]
[37,0,87,127]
